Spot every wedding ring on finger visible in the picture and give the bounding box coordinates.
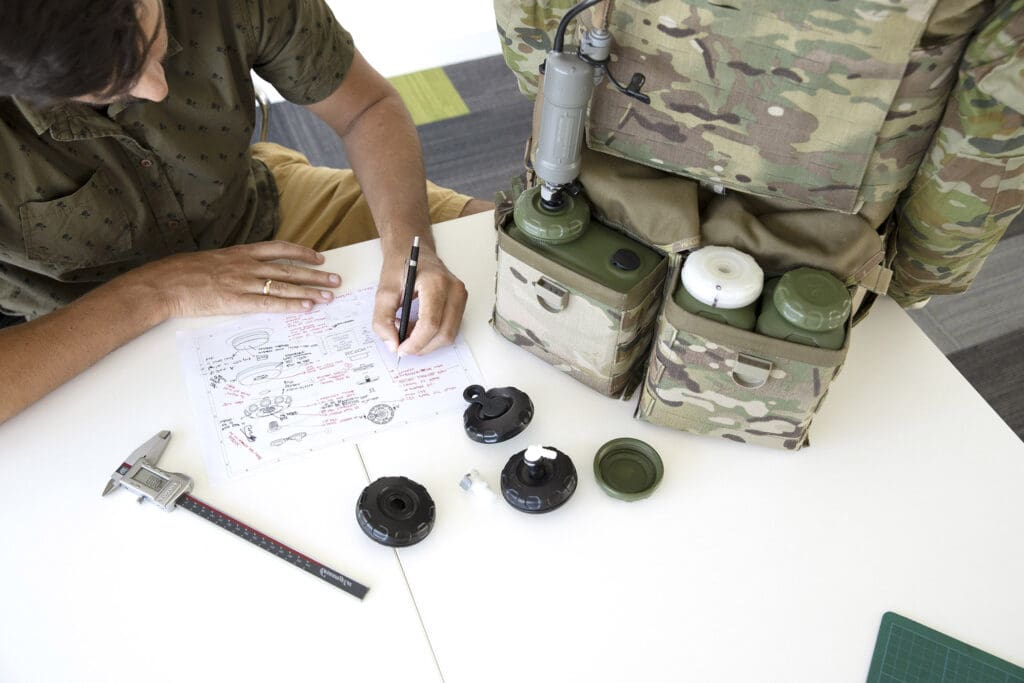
[263,279,274,296]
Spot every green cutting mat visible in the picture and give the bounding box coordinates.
[868,612,1024,683]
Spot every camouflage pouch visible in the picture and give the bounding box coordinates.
[636,258,850,450]
[633,193,876,450]
[491,202,668,398]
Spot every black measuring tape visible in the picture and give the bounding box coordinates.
[176,494,369,600]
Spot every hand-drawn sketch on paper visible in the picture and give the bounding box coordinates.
[177,286,482,482]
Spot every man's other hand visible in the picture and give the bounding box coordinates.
[127,241,341,318]
[372,244,467,357]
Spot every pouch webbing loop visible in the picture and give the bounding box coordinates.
[732,353,773,389]
[535,277,570,313]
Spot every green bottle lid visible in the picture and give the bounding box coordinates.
[772,268,851,332]
[674,282,757,330]
[593,438,664,501]
[513,185,590,244]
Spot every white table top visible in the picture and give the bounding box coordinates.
[2,212,1022,682]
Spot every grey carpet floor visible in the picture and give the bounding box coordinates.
[261,56,533,201]
[264,54,1024,441]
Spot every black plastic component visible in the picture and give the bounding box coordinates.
[611,248,641,271]
[500,446,577,513]
[540,190,565,212]
[463,385,534,444]
[356,476,435,547]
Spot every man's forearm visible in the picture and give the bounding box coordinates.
[0,239,341,425]
[339,91,435,256]
[303,50,469,356]
[304,51,437,258]
[0,275,168,424]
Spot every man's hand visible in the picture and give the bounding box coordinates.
[0,239,342,424]
[306,51,467,357]
[372,243,467,357]
[125,240,341,318]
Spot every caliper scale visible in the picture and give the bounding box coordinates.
[103,430,368,600]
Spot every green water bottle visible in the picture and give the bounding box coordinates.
[509,186,663,294]
[673,246,763,330]
[755,268,851,349]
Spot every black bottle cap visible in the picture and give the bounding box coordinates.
[356,476,435,547]
[500,445,577,513]
[610,248,641,271]
[463,385,534,444]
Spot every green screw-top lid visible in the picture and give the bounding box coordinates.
[772,267,852,332]
[513,185,590,244]
[593,438,664,502]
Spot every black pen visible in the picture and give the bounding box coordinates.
[396,236,420,363]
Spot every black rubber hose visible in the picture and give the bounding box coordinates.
[553,0,606,53]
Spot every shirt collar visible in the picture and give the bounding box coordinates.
[106,33,182,118]
[12,99,62,137]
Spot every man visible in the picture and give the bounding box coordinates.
[0,0,490,423]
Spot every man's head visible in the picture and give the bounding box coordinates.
[0,0,169,105]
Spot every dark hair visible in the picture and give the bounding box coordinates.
[0,0,149,102]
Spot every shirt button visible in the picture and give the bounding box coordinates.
[140,159,153,168]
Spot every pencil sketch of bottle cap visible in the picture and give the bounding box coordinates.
[366,403,396,425]
[244,394,292,418]
[236,362,282,385]
[230,329,271,351]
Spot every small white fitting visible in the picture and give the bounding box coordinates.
[459,469,497,501]
[524,445,557,463]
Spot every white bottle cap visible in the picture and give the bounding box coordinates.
[681,246,764,309]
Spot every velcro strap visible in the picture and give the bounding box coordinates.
[860,263,893,296]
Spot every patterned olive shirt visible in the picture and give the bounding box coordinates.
[0,0,354,318]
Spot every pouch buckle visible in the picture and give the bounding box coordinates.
[732,353,772,389]
[535,277,569,313]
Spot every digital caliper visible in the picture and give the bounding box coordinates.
[103,430,369,600]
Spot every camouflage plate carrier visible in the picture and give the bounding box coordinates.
[493,0,1023,449]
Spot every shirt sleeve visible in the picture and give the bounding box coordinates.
[0,262,58,319]
[242,0,356,105]
[888,0,1024,306]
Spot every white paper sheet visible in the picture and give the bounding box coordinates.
[177,286,482,483]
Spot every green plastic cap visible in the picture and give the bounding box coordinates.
[513,185,590,244]
[772,268,852,332]
[593,438,664,501]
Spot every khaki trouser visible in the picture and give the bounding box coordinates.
[253,142,470,250]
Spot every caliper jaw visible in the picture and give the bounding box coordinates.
[101,430,173,497]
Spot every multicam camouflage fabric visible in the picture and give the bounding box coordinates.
[494,0,576,96]
[889,0,1024,305]
[588,0,947,213]
[492,217,664,398]
[493,0,1021,447]
[637,302,846,450]
[499,0,950,212]
[494,0,1020,305]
